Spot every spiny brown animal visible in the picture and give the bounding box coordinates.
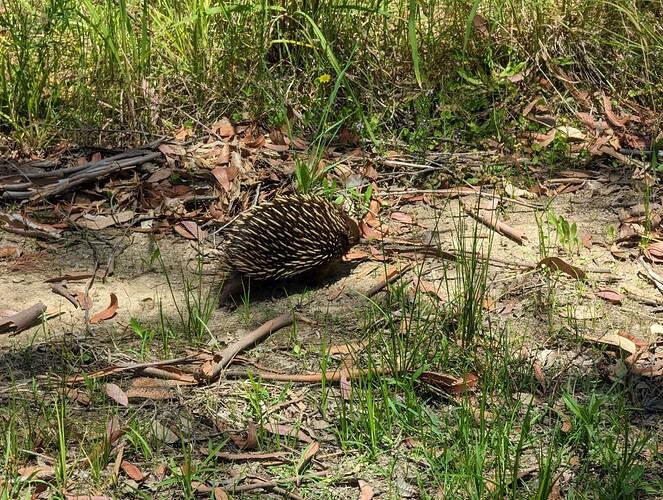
[219,194,360,304]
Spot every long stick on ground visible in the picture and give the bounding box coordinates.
[206,311,295,381]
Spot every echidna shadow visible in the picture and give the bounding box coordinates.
[218,194,360,306]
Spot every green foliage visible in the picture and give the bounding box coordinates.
[0,0,658,147]
[547,211,580,254]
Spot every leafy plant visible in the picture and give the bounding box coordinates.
[548,211,579,255]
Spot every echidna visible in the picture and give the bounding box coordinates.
[219,194,360,303]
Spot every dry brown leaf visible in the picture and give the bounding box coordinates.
[211,166,239,192]
[230,421,258,450]
[359,220,383,240]
[536,257,586,281]
[106,417,124,445]
[583,332,637,356]
[358,479,375,500]
[645,241,663,263]
[105,383,128,407]
[90,293,118,324]
[413,278,445,302]
[218,142,230,164]
[390,211,413,224]
[556,126,586,141]
[174,127,192,140]
[174,220,206,241]
[610,241,629,260]
[296,441,320,474]
[576,112,597,130]
[328,342,366,355]
[244,134,265,148]
[121,460,145,482]
[19,465,54,482]
[533,361,546,392]
[419,372,478,394]
[340,370,352,400]
[264,423,313,443]
[581,234,593,249]
[146,168,172,183]
[214,487,229,500]
[595,288,624,304]
[0,245,21,259]
[66,388,91,405]
[211,117,236,138]
[602,94,627,128]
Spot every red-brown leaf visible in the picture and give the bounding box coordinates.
[90,293,118,324]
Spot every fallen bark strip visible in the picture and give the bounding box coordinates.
[30,151,162,200]
[462,201,526,244]
[0,302,47,335]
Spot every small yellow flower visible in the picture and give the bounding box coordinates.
[317,74,331,84]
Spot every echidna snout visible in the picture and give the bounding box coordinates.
[219,194,359,303]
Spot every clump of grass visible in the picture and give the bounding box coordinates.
[0,0,659,149]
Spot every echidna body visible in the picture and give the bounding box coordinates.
[219,194,359,302]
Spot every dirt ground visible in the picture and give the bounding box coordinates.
[2,179,660,349]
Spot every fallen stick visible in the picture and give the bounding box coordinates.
[363,263,413,298]
[462,201,526,245]
[205,312,295,381]
[224,364,395,383]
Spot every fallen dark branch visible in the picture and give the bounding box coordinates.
[0,140,164,200]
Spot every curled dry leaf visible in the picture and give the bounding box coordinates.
[230,421,258,450]
[582,332,637,356]
[359,220,384,240]
[645,241,663,263]
[556,126,586,141]
[90,293,118,324]
[211,117,236,138]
